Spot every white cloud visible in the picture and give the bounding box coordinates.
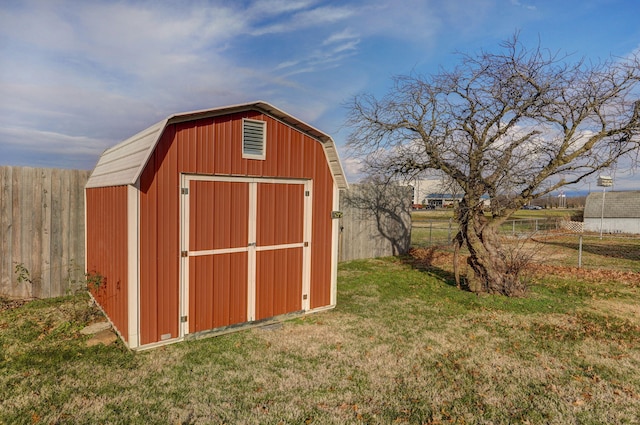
[510,0,537,11]
[0,125,109,156]
[272,29,360,77]
[250,5,355,35]
[323,29,358,46]
[246,0,318,18]
[342,156,365,182]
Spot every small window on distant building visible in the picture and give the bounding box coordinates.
[242,119,266,160]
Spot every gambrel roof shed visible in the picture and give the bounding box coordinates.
[85,101,348,350]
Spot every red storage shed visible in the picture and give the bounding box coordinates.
[85,101,348,350]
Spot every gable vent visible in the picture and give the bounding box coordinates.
[242,119,266,159]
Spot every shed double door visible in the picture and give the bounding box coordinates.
[180,175,311,336]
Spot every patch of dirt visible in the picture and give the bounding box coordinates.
[407,247,640,287]
[86,329,118,347]
[407,247,452,269]
[0,297,31,313]
[532,264,640,287]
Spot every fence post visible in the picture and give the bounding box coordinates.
[448,218,452,244]
[429,221,433,246]
[578,235,583,268]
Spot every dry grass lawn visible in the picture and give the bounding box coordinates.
[1,236,640,424]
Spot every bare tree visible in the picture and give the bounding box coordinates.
[346,35,640,296]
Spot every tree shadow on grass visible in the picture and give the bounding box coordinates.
[400,247,460,288]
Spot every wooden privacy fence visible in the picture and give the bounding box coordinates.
[1,166,90,298]
[339,183,412,262]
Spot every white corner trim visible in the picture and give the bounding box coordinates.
[330,182,340,306]
[127,184,140,349]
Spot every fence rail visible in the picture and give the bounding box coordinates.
[1,166,90,298]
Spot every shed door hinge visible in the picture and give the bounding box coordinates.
[181,251,188,257]
[181,188,189,195]
[180,316,188,323]
[304,242,309,247]
[305,190,310,197]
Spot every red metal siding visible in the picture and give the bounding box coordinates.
[255,248,303,320]
[190,181,248,251]
[139,126,180,345]
[138,112,335,344]
[310,152,333,309]
[189,253,248,331]
[85,186,129,341]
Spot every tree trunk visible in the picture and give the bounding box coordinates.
[456,204,527,296]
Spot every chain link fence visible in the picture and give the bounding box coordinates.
[412,217,640,270]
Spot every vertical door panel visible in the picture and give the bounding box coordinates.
[255,183,305,320]
[188,180,249,332]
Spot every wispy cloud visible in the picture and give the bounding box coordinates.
[510,0,537,11]
[246,0,318,18]
[323,29,359,46]
[275,28,360,76]
[250,5,355,35]
[0,126,108,155]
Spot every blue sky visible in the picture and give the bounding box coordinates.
[1,0,639,192]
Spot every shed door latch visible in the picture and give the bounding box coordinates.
[181,251,188,257]
[181,188,189,195]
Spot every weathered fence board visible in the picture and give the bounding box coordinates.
[0,166,89,298]
[339,183,412,262]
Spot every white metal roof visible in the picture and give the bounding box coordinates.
[584,190,640,218]
[86,101,348,189]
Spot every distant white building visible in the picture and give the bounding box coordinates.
[406,178,489,208]
[584,191,640,234]
[408,179,446,205]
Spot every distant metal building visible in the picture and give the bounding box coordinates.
[85,101,348,350]
[584,191,640,234]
